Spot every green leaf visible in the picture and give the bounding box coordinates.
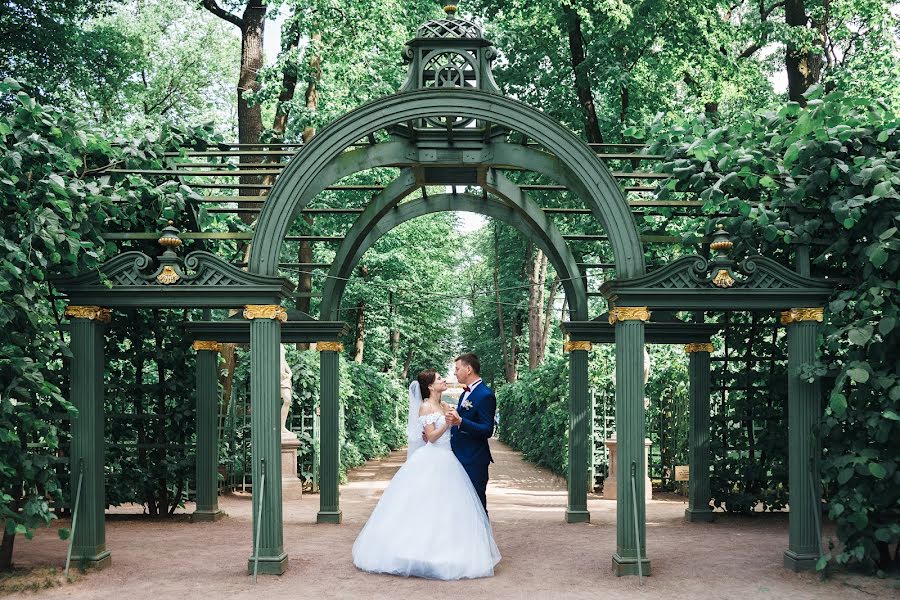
[830,393,848,416]
[872,181,892,197]
[848,326,872,346]
[848,368,870,383]
[868,462,887,479]
[837,468,854,484]
[867,245,888,268]
[882,409,900,421]
[879,317,896,336]
[759,175,776,189]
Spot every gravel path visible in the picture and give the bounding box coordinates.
[11,439,897,599]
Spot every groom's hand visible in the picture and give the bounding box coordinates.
[446,409,461,426]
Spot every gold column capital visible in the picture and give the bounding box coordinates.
[192,341,221,352]
[564,341,592,352]
[608,306,651,325]
[684,342,714,354]
[316,342,344,352]
[780,307,824,326]
[64,305,112,323]
[243,305,288,322]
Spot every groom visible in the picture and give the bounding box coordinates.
[446,353,496,512]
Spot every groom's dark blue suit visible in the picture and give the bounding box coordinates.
[450,380,496,511]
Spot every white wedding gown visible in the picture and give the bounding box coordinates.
[352,412,501,579]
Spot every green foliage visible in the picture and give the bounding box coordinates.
[1,81,218,564]
[649,87,900,571]
[497,356,570,476]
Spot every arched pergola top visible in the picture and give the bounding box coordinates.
[249,88,645,280]
[319,192,590,321]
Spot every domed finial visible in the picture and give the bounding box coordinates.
[443,4,458,16]
[158,222,183,249]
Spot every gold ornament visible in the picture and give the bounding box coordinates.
[563,341,592,352]
[684,343,714,354]
[780,308,825,325]
[64,306,112,323]
[608,306,651,325]
[243,305,288,322]
[316,342,344,352]
[156,265,180,284]
[712,269,735,288]
[192,341,220,352]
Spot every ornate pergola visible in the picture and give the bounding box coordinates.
[52,4,833,578]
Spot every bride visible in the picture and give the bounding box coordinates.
[351,369,501,579]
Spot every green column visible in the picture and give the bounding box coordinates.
[611,307,651,576]
[685,343,714,522]
[317,343,342,524]
[566,342,591,523]
[246,306,288,575]
[783,308,824,572]
[65,306,112,569]
[192,342,224,522]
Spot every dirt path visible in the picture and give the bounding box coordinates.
[10,440,897,599]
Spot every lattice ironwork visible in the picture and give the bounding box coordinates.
[417,17,482,39]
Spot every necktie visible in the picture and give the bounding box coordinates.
[462,386,470,393]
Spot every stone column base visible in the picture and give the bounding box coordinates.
[316,510,342,524]
[247,551,289,575]
[565,509,590,523]
[191,509,225,522]
[71,549,112,570]
[783,550,819,572]
[281,436,304,501]
[684,508,715,522]
[602,436,652,501]
[612,553,651,577]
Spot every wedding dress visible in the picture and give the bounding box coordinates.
[351,384,501,579]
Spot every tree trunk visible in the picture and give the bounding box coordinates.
[785,0,825,105]
[528,249,549,369]
[0,525,15,571]
[302,32,323,143]
[562,2,603,143]
[295,32,323,328]
[354,302,365,363]
[539,275,559,365]
[493,229,512,381]
[237,1,266,222]
[400,349,414,381]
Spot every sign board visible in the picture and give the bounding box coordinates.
[675,465,689,481]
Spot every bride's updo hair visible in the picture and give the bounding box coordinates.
[416,369,438,400]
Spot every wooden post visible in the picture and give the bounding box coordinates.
[611,307,652,576]
[192,341,224,521]
[65,306,112,569]
[245,305,288,575]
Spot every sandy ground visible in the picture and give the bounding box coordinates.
[10,439,898,600]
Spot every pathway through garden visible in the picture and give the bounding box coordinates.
[11,440,897,599]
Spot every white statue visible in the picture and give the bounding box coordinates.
[280,344,294,440]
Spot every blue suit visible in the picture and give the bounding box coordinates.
[450,381,496,511]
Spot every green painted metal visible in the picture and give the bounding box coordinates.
[562,313,720,344]
[252,459,266,583]
[247,318,288,575]
[64,459,84,577]
[783,319,823,572]
[184,315,347,344]
[320,190,588,321]
[68,317,111,569]
[317,349,342,524]
[685,348,714,523]
[192,347,224,522]
[566,348,591,523]
[601,254,834,310]
[52,249,294,309]
[249,89,645,279]
[612,318,651,577]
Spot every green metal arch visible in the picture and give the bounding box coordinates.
[249,88,645,279]
[320,192,590,321]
